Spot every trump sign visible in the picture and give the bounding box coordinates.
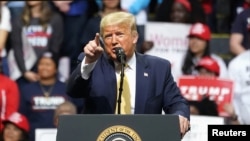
[178,76,234,117]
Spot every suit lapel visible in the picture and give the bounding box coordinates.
[134,54,150,114]
[95,55,117,112]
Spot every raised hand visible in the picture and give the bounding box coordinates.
[83,33,104,64]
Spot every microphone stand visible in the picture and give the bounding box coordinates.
[117,57,126,114]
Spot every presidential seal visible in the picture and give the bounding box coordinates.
[96,125,142,141]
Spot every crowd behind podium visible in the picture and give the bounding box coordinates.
[0,0,250,141]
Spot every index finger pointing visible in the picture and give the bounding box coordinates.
[95,33,100,46]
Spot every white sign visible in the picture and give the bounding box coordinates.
[145,22,191,81]
[35,128,57,141]
[182,115,225,141]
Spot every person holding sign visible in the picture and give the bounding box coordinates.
[179,56,234,117]
[188,56,220,116]
[67,11,190,138]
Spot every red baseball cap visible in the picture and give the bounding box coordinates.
[175,0,192,12]
[195,56,220,76]
[188,22,211,41]
[2,112,30,132]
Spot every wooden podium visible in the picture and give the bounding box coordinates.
[56,114,181,141]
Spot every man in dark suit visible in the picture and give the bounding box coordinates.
[67,11,190,138]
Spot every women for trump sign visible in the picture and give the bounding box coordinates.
[178,76,234,117]
[145,22,191,81]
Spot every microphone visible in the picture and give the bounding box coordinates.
[115,47,126,114]
[115,47,126,64]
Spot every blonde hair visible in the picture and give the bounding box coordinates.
[100,11,138,37]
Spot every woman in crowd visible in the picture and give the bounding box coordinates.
[0,112,29,141]
[181,22,228,78]
[10,1,63,87]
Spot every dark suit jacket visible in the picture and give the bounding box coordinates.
[67,52,189,119]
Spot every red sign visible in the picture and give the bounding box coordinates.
[178,76,234,117]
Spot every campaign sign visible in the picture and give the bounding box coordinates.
[145,22,191,81]
[178,76,234,117]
